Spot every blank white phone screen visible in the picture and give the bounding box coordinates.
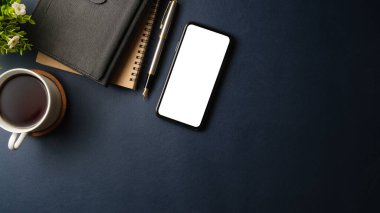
[158,24,230,128]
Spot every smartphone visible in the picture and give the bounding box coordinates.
[156,23,231,129]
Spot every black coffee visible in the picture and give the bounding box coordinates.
[0,75,48,127]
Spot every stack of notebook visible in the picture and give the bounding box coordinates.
[29,0,160,89]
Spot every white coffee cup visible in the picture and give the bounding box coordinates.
[0,68,62,150]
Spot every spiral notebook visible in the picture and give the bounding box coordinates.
[36,0,160,89]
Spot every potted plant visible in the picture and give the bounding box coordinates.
[0,0,34,56]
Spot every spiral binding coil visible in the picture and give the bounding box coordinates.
[131,0,160,83]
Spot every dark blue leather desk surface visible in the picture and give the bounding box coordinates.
[0,0,379,212]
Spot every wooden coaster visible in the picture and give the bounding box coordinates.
[30,69,67,137]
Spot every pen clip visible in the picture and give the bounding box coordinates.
[160,1,173,29]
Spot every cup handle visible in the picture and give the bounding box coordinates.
[8,132,27,150]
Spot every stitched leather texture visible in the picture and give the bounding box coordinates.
[29,0,151,85]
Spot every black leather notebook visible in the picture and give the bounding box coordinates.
[29,0,151,85]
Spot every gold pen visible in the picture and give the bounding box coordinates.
[143,0,178,98]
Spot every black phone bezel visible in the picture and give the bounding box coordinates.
[156,22,232,130]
